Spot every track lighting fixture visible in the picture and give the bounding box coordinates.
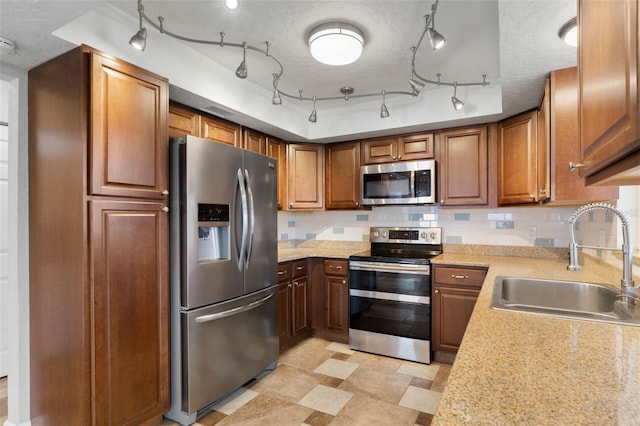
[451,82,464,110]
[380,90,390,118]
[308,96,317,123]
[129,0,489,123]
[235,42,248,79]
[272,74,282,105]
[129,0,147,51]
[426,3,446,51]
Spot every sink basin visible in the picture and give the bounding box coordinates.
[490,276,640,326]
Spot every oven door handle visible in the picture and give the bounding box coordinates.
[349,289,430,304]
[349,261,430,275]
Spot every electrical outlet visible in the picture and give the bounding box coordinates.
[528,225,537,239]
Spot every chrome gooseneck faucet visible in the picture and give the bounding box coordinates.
[567,203,638,303]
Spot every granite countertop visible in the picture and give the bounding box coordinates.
[277,240,369,262]
[431,253,640,425]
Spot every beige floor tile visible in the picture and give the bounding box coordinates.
[298,384,354,416]
[346,350,403,375]
[338,366,412,404]
[397,360,440,380]
[324,342,354,355]
[430,363,451,392]
[210,386,259,415]
[313,358,359,380]
[330,394,420,426]
[247,364,325,403]
[279,340,335,372]
[217,393,313,426]
[398,385,442,415]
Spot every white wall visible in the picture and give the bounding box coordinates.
[0,81,8,378]
[1,65,31,426]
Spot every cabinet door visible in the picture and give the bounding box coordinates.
[362,137,398,164]
[169,103,200,139]
[326,142,362,209]
[398,133,435,161]
[291,277,309,336]
[200,115,241,147]
[91,201,169,425]
[325,276,349,332]
[244,128,266,154]
[90,53,168,199]
[432,286,479,353]
[267,137,287,210]
[277,281,292,351]
[438,126,488,206]
[549,67,619,203]
[579,0,640,179]
[287,144,324,210]
[498,110,539,205]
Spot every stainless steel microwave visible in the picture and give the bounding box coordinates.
[361,160,436,206]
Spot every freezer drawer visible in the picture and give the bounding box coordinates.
[181,286,279,413]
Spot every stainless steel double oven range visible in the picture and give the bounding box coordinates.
[349,227,442,364]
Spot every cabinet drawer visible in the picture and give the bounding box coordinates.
[324,259,348,276]
[277,262,292,283]
[292,260,308,278]
[434,266,487,288]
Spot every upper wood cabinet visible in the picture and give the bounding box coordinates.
[538,80,551,201]
[325,141,362,209]
[497,110,543,205]
[168,103,200,139]
[200,114,242,147]
[90,53,168,200]
[287,143,324,210]
[578,0,640,185]
[244,128,266,154]
[438,126,489,206]
[362,133,434,164]
[546,67,618,204]
[266,136,287,210]
[28,46,169,425]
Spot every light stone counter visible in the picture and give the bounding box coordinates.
[277,240,369,262]
[431,253,640,425]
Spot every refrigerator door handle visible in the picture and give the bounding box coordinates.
[193,293,274,323]
[235,168,249,271]
[244,168,255,268]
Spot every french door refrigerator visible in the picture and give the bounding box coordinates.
[166,136,279,425]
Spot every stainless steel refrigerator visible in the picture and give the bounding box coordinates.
[166,135,279,425]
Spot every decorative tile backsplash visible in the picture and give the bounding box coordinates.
[277,204,619,249]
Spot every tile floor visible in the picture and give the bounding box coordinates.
[163,338,450,426]
[0,339,450,425]
[1,376,7,424]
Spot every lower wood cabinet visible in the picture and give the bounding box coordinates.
[432,265,487,361]
[323,260,349,339]
[277,260,310,352]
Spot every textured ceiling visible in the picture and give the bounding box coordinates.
[0,0,577,142]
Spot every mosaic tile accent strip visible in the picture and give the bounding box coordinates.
[454,213,471,221]
[355,214,369,222]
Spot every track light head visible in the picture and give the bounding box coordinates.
[427,27,446,50]
[409,78,425,95]
[236,42,248,79]
[129,28,147,51]
[451,82,464,110]
[308,96,317,122]
[380,90,390,118]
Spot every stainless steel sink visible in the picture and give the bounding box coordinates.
[490,276,640,326]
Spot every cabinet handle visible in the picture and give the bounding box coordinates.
[568,162,583,172]
[293,281,299,286]
[356,202,359,206]
[392,155,397,160]
[440,199,444,204]
[451,274,469,279]
[342,280,346,284]
[289,203,294,208]
[529,194,536,199]
[296,266,305,271]
[161,206,169,213]
[277,271,285,275]
[397,155,402,160]
[330,265,342,270]
[539,188,547,194]
[435,289,439,294]
[288,284,292,288]
[161,190,169,196]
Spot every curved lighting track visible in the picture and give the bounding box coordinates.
[133,0,490,115]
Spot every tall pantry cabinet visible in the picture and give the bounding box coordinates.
[28,46,169,425]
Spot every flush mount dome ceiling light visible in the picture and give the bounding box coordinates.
[558,17,577,47]
[308,22,365,66]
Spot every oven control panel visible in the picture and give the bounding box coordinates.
[370,227,441,244]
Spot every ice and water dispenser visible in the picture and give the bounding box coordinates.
[197,203,230,262]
